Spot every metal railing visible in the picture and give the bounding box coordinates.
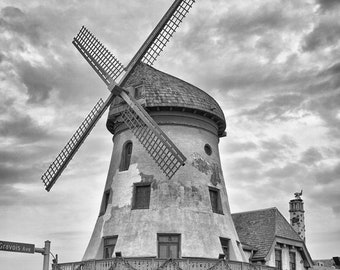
[53,257,276,270]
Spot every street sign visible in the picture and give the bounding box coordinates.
[0,240,35,254]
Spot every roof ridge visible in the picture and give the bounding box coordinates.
[231,207,278,215]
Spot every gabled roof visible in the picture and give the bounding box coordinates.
[231,207,302,260]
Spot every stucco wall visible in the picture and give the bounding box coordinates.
[83,114,246,262]
[267,246,307,270]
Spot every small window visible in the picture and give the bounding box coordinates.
[132,183,151,209]
[103,236,118,259]
[158,234,180,259]
[289,252,296,270]
[134,84,144,99]
[209,187,223,214]
[220,238,229,260]
[120,141,133,171]
[204,144,212,155]
[100,190,111,216]
[275,249,282,270]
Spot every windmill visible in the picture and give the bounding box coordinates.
[42,0,247,263]
[41,0,196,192]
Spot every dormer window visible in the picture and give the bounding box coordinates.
[134,84,144,99]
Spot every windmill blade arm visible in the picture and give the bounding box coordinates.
[122,0,196,85]
[73,26,125,86]
[41,94,115,191]
[116,87,186,178]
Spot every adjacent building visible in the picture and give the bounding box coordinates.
[313,257,340,270]
[232,207,313,270]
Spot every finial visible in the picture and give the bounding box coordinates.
[294,189,303,199]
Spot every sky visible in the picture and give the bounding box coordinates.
[0,0,339,269]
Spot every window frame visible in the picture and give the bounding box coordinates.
[289,252,296,270]
[275,249,282,270]
[132,182,151,210]
[119,141,133,171]
[99,189,111,216]
[219,237,230,260]
[204,144,212,155]
[103,235,118,259]
[157,234,181,259]
[209,187,223,214]
[134,84,144,99]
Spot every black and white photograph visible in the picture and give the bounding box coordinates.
[0,0,339,270]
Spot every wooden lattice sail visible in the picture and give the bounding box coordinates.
[41,0,195,191]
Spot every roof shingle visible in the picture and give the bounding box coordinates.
[232,207,302,260]
[108,63,226,136]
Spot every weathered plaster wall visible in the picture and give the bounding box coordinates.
[83,114,245,262]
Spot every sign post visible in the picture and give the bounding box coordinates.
[0,240,51,270]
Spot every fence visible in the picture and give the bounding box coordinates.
[54,257,276,270]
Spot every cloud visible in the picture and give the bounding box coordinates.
[300,147,323,166]
[215,1,305,38]
[257,136,297,165]
[16,61,55,103]
[309,177,340,216]
[264,162,305,179]
[0,159,41,186]
[226,157,263,183]
[240,94,305,121]
[0,108,47,142]
[317,0,340,12]
[0,164,25,185]
[261,136,297,151]
[0,6,43,46]
[258,151,280,163]
[302,19,340,52]
[315,162,340,184]
[306,91,340,137]
[224,141,257,153]
[323,62,340,75]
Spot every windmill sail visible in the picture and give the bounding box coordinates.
[141,0,195,66]
[73,26,125,86]
[119,90,186,179]
[41,0,195,191]
[41,94,115,191]
[72,23,189,178]
[123,0,195,83]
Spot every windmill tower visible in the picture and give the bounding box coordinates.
[41,0,246,262]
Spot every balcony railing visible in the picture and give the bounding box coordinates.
[53,257,276,270]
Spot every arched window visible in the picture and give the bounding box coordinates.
[120,141,133,171]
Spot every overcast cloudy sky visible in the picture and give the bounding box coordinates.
[0,0,339,269]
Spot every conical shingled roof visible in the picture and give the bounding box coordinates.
[232,207,302,261]
[108,63,226,136]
